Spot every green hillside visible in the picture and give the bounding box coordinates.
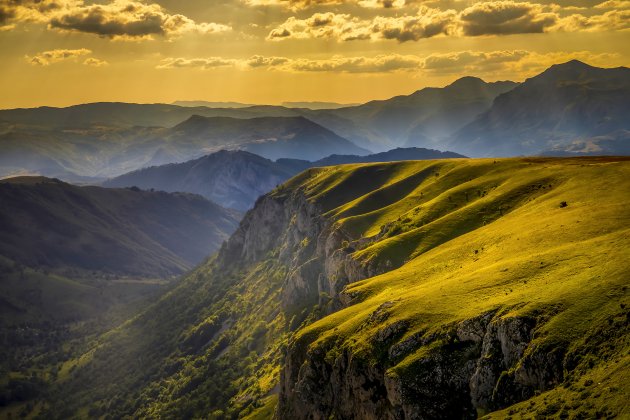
[280,156,630,418]
[0,177,239,277]
[19,157,629,419]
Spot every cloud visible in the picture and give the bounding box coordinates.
[594,0,630,8]
[246,55,290,67]
[157,57,239,69]
[25,48,111,66]
[267,0,630,41]
[421,50,530,72]
[287,54,423,72]
[0,5,16,25]
[156,50,623,76]
[420,50,621,74]
[1,0,231,40]
[83,57,108,66]
[243,0,415,10]
[556,9,630,31]
[48,1,231,39]
[26,48,91,66]
[267,8,457,42]
[158,53,424,73]
[458,1,558,36]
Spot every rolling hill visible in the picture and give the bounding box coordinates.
[0,176,239,277]
[104,148,466,211]
[28,157,629,419]
[449,60,630,157]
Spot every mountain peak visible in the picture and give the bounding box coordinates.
[552,59,594,70]
[447,76,486,89]
[535,60,599,81]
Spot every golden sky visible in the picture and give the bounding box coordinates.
[0,0,628,108]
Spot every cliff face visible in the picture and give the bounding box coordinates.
[219,158,623,419]
[216,186,372,316]
[278,303,566,419]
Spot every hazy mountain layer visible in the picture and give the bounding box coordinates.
[281,101,360,109]
[325,77,517,149]
[169,115,368,161]
[0,76,513,154]
[0,177,239,277]
[172,101,257,108]
[1,62,628,166]
[31,157,629,419]
[450,60,630,157]
[104,148,466,211]
[0,115,366,179]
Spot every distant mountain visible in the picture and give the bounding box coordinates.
[313,147,466,166]
[282,101,360,110]
[0,79,516,156]
[172,101,257,108]
[105,147,465,210]
[104,150,297,211]
[0,115,366,179]
[449,60,630,157]
[0,177,239,277]
[0,102,300,129]
[0,78,514,167]
[319,77,518,149]
[166,115,368,161]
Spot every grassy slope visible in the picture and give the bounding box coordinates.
[0,177,240,277]
[30,157,629,419]
[286,157,629,418]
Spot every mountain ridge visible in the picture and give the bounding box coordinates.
[449,60,630,157]
[104,148,466,210]
[0,176,240,277]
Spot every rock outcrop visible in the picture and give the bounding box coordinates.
[279,309,566,419]
[216,187,374,315]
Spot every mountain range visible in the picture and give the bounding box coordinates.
[1,61,627,183]
[326,76,517,149]
[449,60,630,156]
[104,148,466,211]
[0,115,366,180]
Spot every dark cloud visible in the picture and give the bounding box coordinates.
[459,1,558,36]
[1,0,230,39]
[49,5,166,38]
[0,6,16,25]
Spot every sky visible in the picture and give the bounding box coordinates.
[0,0,628,108]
